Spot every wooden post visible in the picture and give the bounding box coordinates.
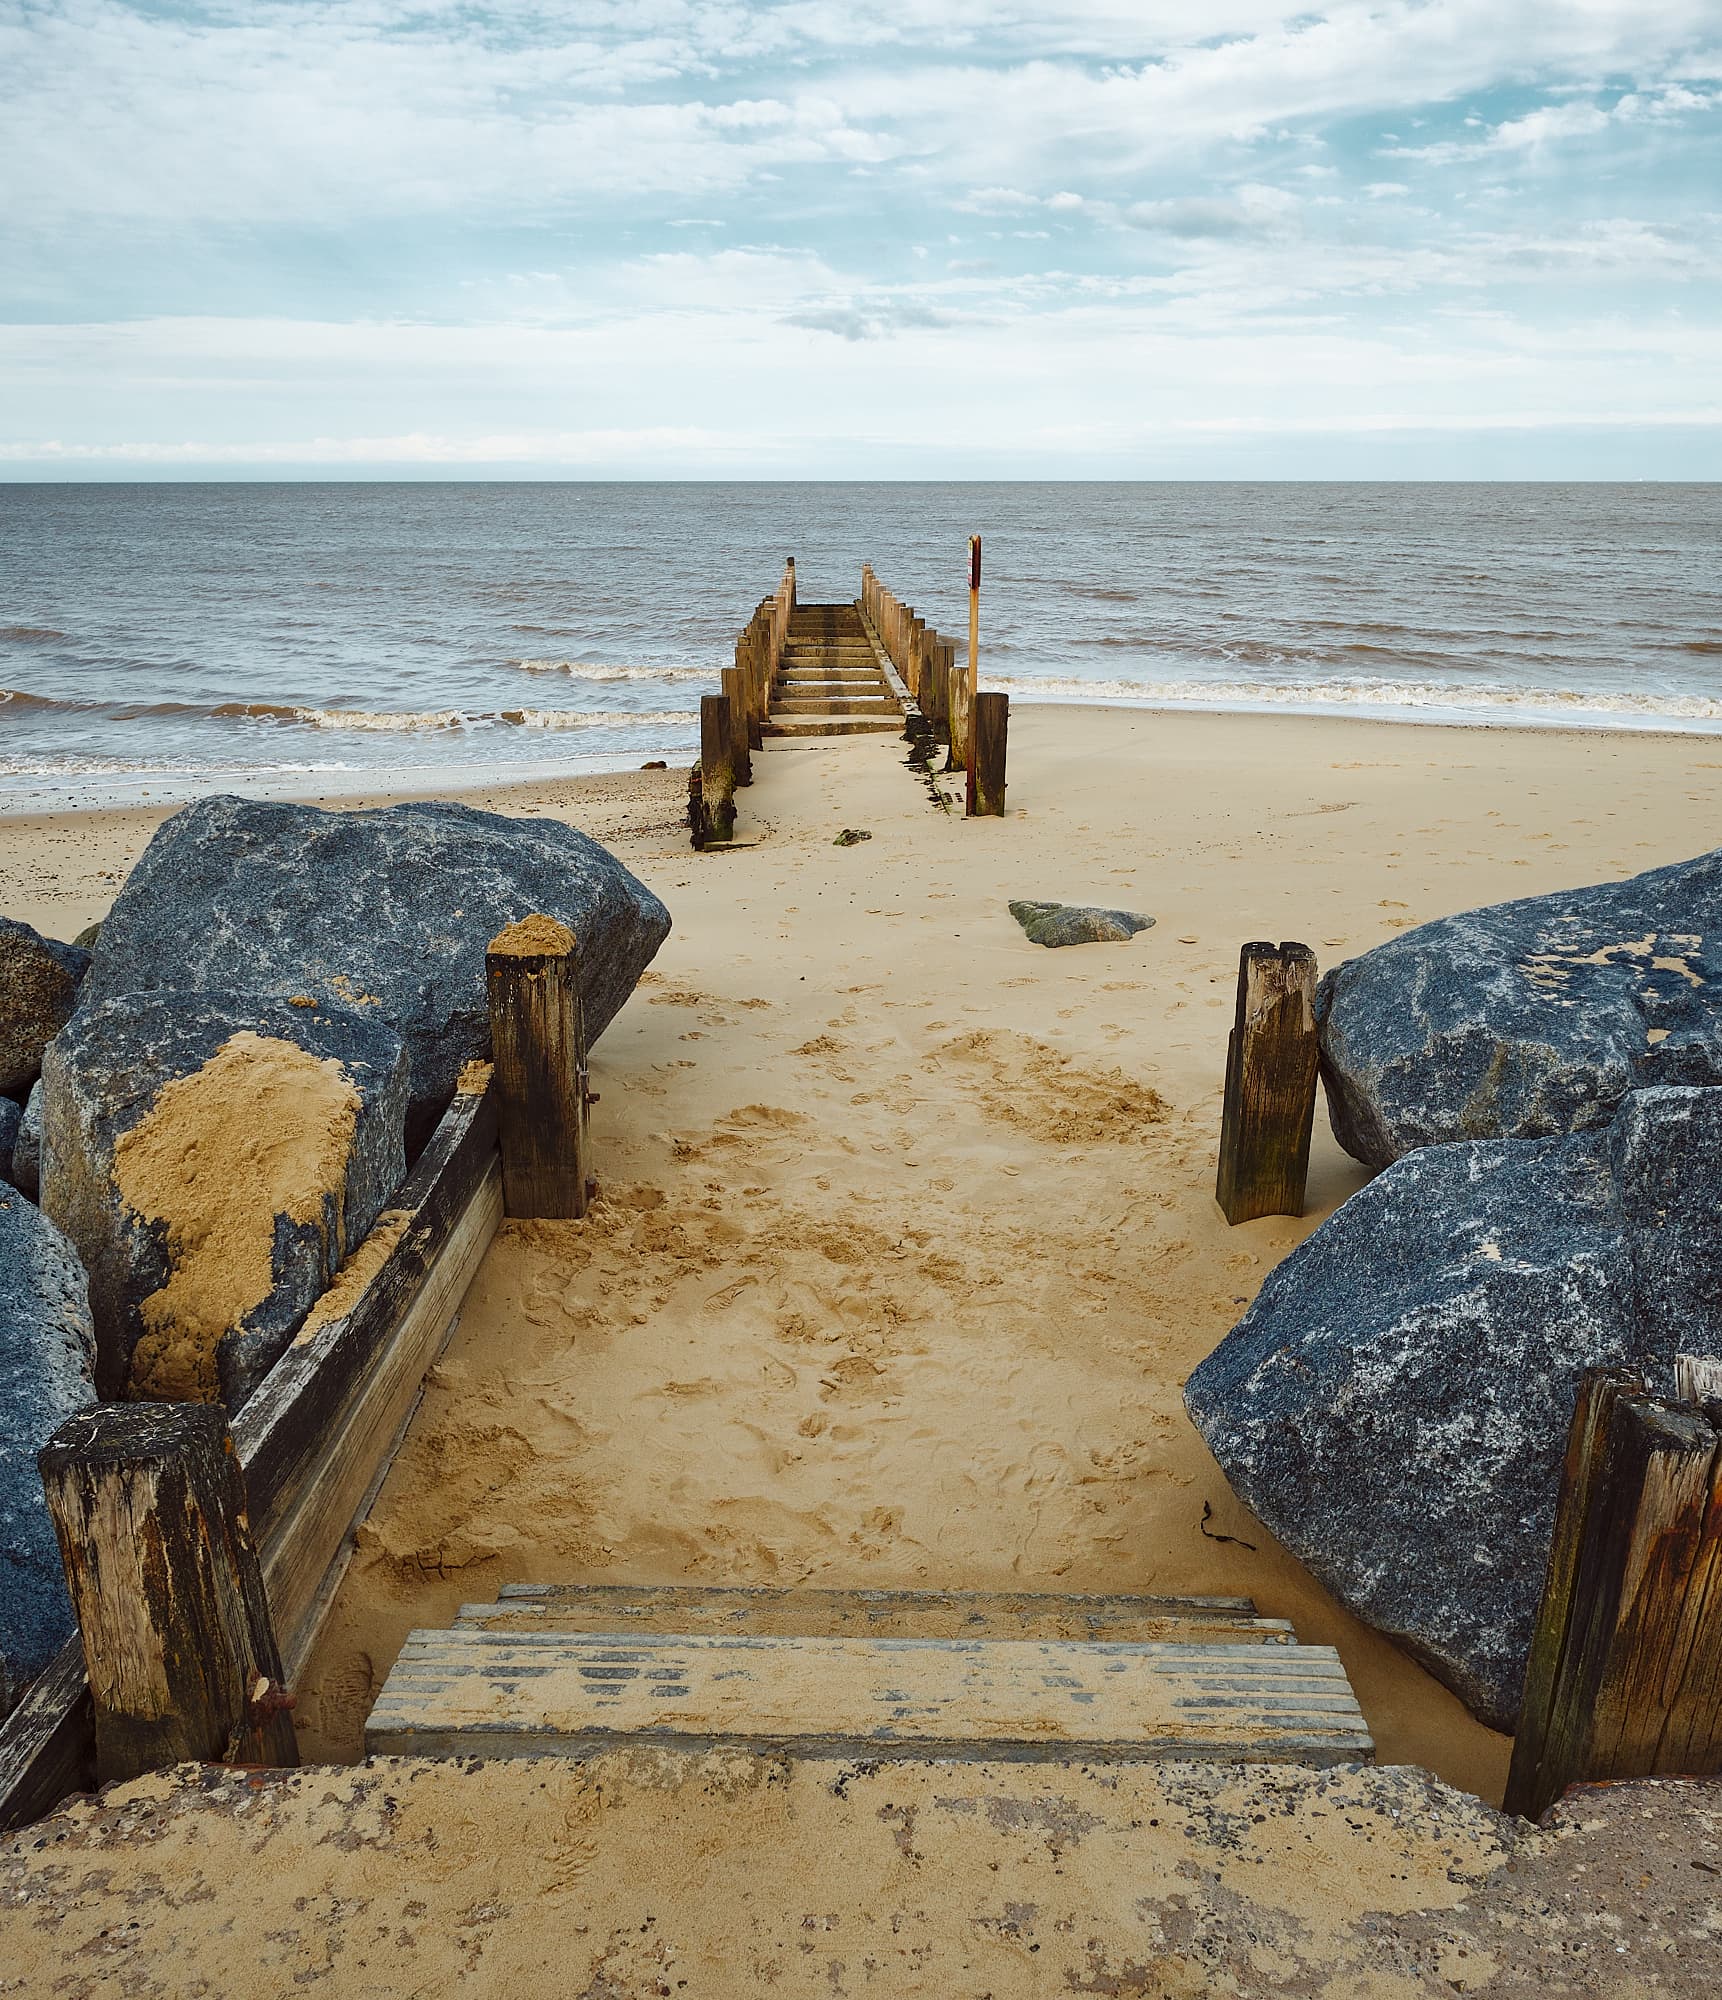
[967,533,980,712]
[970,690,1008,816]
[1213,943,1320,1223]
[722,666,753,783]
[1505,1376,1722,1821]
[38,1403,299,1786]
[948,659,973,773]
[486,913,594,1219]
[1505,1366,1646,1819]
[700,693,736,845]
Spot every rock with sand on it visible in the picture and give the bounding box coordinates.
[1009,900,1154,949]
[1317,847,1722,1169]
[1184,1081,1722,1734]
[79,795,671,1151]
[0,1096,19,1187]
[0,1189,96,1708]
[0,917,90,1096]
[41,991,409,1411]
[11,1081,41,1200]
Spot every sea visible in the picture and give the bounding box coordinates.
[2,482,1718,813]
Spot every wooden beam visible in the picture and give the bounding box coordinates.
[39,1404,299,1785]
[970,690,1009,817]
[1214,942,1320,1224]
[486,915,593,1221]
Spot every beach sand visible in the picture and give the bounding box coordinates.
[6,707,1718,1813]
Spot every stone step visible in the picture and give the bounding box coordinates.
[456,1583,1299,1647]
[762,718,905,737]
[365,1629,1373,1766]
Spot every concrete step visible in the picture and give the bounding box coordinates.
[365,1629,1374,1766]
[762,718,905,737]
[456,1584,1299,1647]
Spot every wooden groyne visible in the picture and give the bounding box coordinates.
[690,555,1011,847]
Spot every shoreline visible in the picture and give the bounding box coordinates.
[2,695,1719,829]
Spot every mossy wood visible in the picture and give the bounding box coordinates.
[1214,941,1320,1224]
[38,1404,299,1784]
[1,1078,500,1830]
[486,919,593,1221]
[971,691,1009,818]
[1505,1376,1722,1821]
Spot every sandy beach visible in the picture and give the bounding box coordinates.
[5,705,1717,1811]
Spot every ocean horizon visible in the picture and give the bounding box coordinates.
[3,479,1718,815]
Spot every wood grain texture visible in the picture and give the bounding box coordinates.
[38,1404,298,1784]
[698,694,736,844]
[971,691,1009,817]
[1506,1378,1722,1822]
[486,922,592,1221]
[1215,942,1320,1224]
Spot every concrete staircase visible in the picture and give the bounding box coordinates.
[364,1584,1374,1768]
[763,603,903,738]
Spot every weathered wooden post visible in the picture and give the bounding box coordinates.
[967,533,981,714]
[39,1404,300,1785]
[1505,1372,1722,1821]
[1214,942,1320,1224]
[722,665,753,784]
[971,690,1009,816]
[948,658,973,774]
[700,693,737,845]
[486,913,594,1219]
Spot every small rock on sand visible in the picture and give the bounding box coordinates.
[1009,900,1154,948]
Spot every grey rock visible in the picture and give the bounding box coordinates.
[80,796,671,1151]
[0,1191,96,1703]
[1317,847,1722,1168]
[1010,900,1154,949]
[1185,1087,1722,1733]
[0,918,89,1096]
[41,992,407,1409]
[0,1096,19,1186]
[11,1081,40,1200]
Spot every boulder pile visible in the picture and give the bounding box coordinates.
[1189,848,1722,1732]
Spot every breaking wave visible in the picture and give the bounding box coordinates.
[512,658,712,683]
[989,672,1722,729]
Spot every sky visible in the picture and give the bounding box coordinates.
[1,1,1719,478]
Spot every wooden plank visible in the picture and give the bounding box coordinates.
[0,1063,500,1833]
[456,1583,1296,1646]
[1214,942,1320,1224]
[367,1630,1373,1767]
[486,915,592,1221]
[39,1405,299,1783]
